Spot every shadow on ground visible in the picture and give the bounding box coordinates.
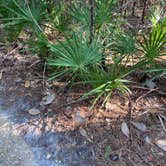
[0,49,165,166]
[0,70,96,166]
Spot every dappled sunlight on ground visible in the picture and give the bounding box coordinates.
[0,46,166,165]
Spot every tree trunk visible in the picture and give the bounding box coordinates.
[89,0,94,44]
[141,0,147,24]
[132,1,136,16]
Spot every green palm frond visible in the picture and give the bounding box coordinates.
[70,2,90,27]
[25,34,49,58]
[0,0,47,40]
[111,32,137,55]
[95,0,118,25]
[70,0,118,31]
[49,2,71,32]
[150,5,164,28]
[81,66,131,108]
[140,28,166,62]
[47,33,102,80]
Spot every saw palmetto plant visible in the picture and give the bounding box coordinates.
[81,65,132,108]
[95,0,118,29]
[48,2,72,33]
[69,1,90,30]
[150,5,165,28]
[47,33,102,81]
[0,0,165,109]
[139,27,166,66]
[69,0,118,32]
[0,0,47,40]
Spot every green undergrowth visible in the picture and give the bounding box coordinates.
[0,0,165,108]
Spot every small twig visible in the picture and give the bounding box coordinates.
[132,1,136,16]
[57,96,90,109]
[29,60,41,67]
[127,93,133,148]
[131,88,156,112]
[131,85,166,96]
[6,47,19,57]
[158,114,166,133]
[42,61,46,88]
[159,114,166,121]
[127,88,156,148]
[138,106,166,116]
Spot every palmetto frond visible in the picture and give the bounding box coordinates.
[0,0,47,40]
[140,28,166,62]
[47,33,102,80]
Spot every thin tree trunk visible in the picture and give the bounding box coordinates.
[89,0,94,44]
[132,1,136,16]
[124,0,127,18]
[141,0,147,24]
[120,0,124,13]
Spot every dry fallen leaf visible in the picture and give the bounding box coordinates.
[131,121,147,132]
[28,108,40,115]
[0,70,3,80]
[40,94,55,105]
[73,111,86,126]
[121,122,129,138]
[79,127,93,142]
[156,139,166,151]
[24,80,30,88]
[30,80,40,88]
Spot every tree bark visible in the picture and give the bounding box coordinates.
[89,0,94,44]
[141,0,147,24]
[132,1,136,16]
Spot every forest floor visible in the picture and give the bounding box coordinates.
[0,42,166,166]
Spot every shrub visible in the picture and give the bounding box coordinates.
[139,22,166,67]
[47,33,102,81]
[0,0,47,41]
[82,66,131,108]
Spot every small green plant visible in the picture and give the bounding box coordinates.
[70,2,90,28]
[150,5,164,28]
[101,31,138,74]
[70,0,118,33]
[111,32,137,55]
[82,66,131,108]
[49,2,72,33]
[80,31,138,107]
[1,0,164,111]
[95,0,118,29]
[139,5,166,67]
[0,0,47,41]
[104,145,112,159]
[47,33,102,81]
[25,34,49,59]
[139,27,166,66]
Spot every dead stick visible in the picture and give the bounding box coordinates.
[42,61,46,88]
